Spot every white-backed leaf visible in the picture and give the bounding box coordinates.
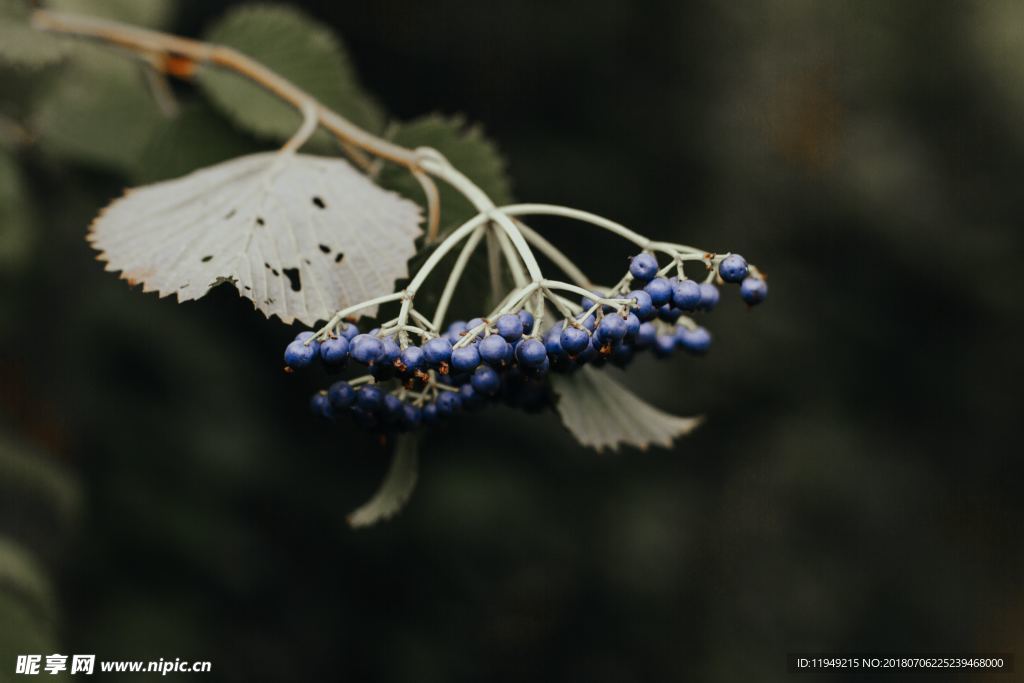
[198,4,383,142]
[89,151,422,325]
[348,434,418,528]
[551,366,703,452]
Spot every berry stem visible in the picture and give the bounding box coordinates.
[514,220,592,287]
[315,291,405,340]
[31,10,420,169]
[431,224,486,329]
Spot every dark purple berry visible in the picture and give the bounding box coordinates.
[740,277,768,304]
[629,252,659,282]
[560,325,590,355]
[698,283,720,311]
[423,337,453,365]
[479,334,512,366]
[495,313,524,342]
[451,345,482,373]
[672,279,702,311]
[718,254,748,283]
[628,289,656,321]
[327,380,355,409]
[515,338,547,367]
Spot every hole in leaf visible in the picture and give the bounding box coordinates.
[256,217,265,227]
[334,252,344,264]
[201,255,213,263]
[312,196,326,209]
[224,209,236,220]
[318,244,331,254]
[264,263,280,277]
[283,268,301,292]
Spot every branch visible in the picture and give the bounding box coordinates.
[31,9,420,168]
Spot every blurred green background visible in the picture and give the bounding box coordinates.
[2,1,1023,680]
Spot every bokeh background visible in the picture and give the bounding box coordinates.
[2,1,1023,680]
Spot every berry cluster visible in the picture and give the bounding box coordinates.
[285,251,766,434]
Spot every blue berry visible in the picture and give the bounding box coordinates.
[629,252,659,282]
[495,313,524,342]
[643,277,672,306]
[676,325,712,354]
[580,289,604,312]
[401,404,421,429]
[295,331,317,344]
[610,344,635,367]
[471,365,501,396]
[423,337,453,365]
[446,320,468,338]
[515,338,547,367]
[672,279,701,311]
[451,345,482,373]
[398,345,425,373]
[319,336,349,365]
[595,314,628,344]
[310,392,332,418]
[479,334,512,366]
[698,283,720,311]
[560,325,591,355]
[284,339,318,368]
[379,338,401,365]
[628,289,656,321]
[383,393,404,421]
[544,326,564,356]
[718,254,749,283]
[634,322,657,349]
[578,314,597,332]
[350,334,384,364]
[517,310,535,335]
[522,354,551,378]
[436,391,462,416]
[421,403,439,425]
[356,385,384,412]
[658,305,682,323]
[576,338,600,365]
[459,384,484,410]
[338,324,359,341]
[623,312,640,339]
[327,380,355,409]
[653,334,676,358]
[740,277,768,305]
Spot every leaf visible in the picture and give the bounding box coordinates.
[0,433,81,529]
[0,145,32,273]
[89,151,422,325]
[46,0,176,29]
[551,366,703,452]
[0,536,56,620]
[348,434,419,528]
[380,114,512,237]
[0,0,66,69]
[32,43,167,174]
[198,4,383,143]
[133,102,261,184]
